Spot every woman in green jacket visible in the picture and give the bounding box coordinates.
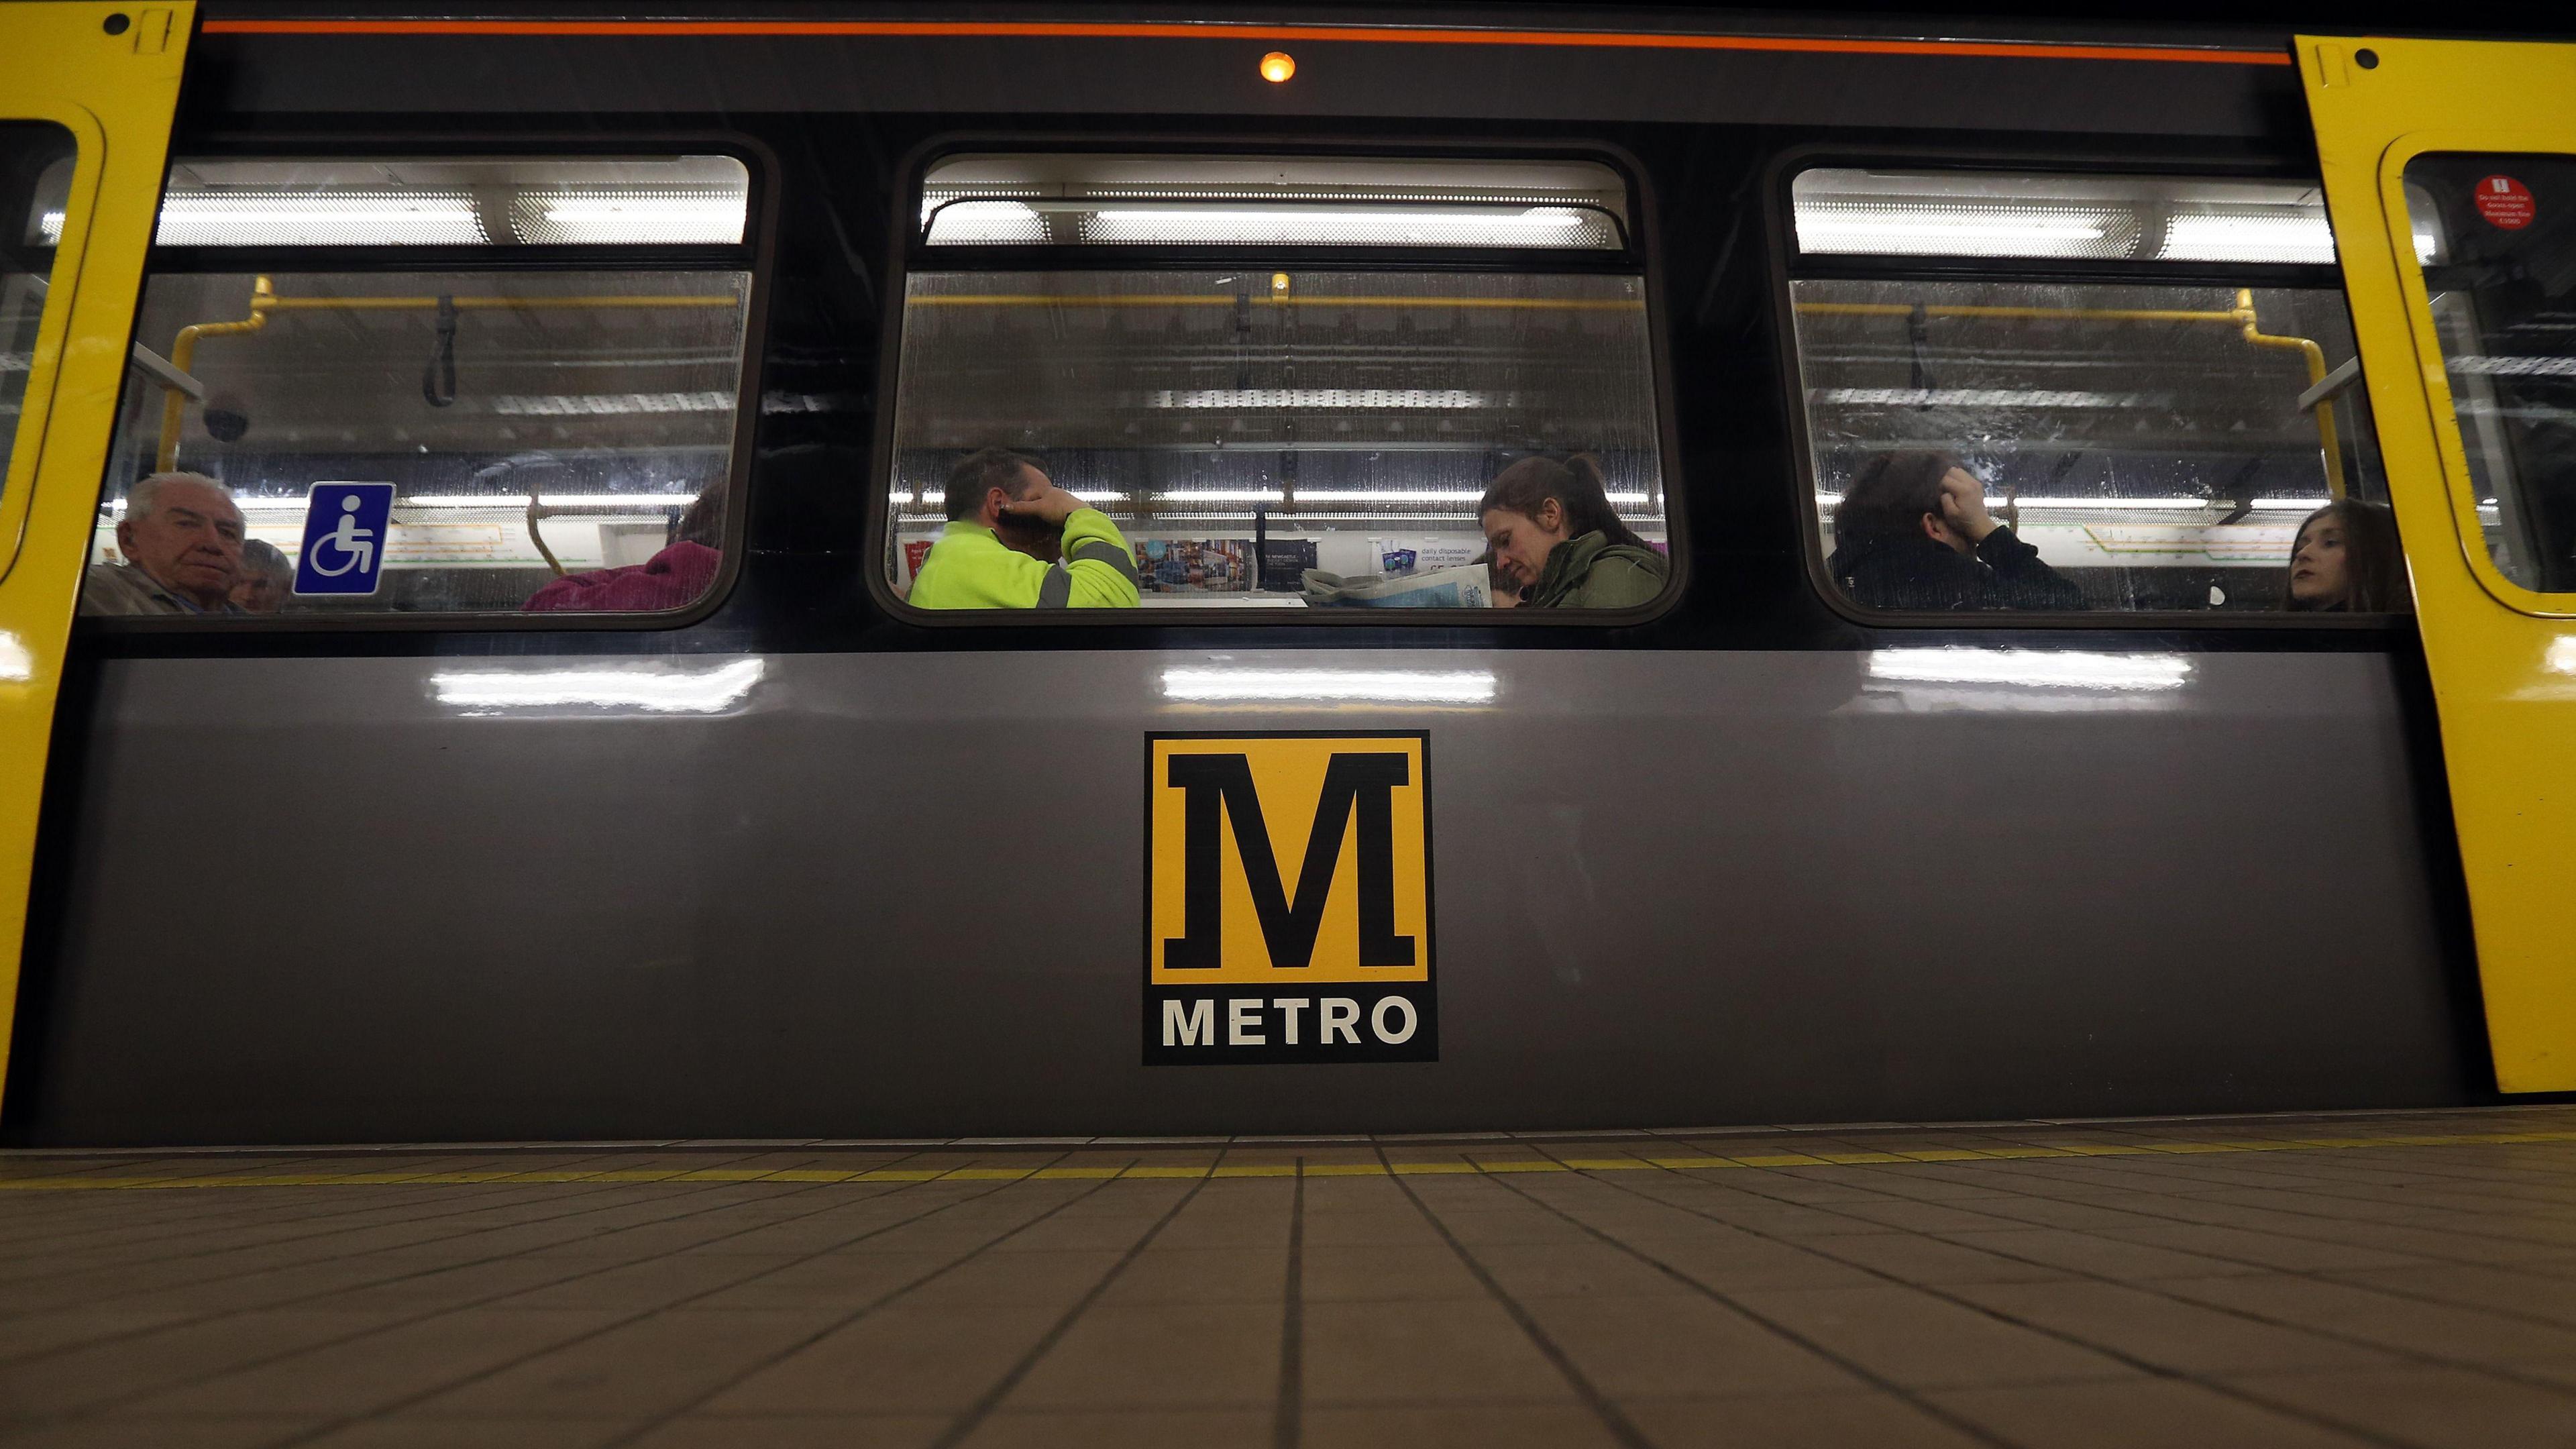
[1477,453,1669,609]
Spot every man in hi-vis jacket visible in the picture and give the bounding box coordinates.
[909,447,1141,610]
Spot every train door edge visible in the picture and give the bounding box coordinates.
[2300,35,2576,1092]
[0,3,194,1115]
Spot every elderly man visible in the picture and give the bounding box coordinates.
[83,472,248,615]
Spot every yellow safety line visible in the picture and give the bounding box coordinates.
[3,1127,2569,1191]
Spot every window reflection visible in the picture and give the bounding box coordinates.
[890,270,1666,611]
[1794,277,2392,613]
[85,155,752,621]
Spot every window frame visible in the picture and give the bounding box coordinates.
[2384,138,2576,619]
[1766,142,2406,632]
[0,115,93,590]
[77,129,782,635]
[865,133,1688,630]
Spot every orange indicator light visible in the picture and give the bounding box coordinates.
[1260,51,1295,83]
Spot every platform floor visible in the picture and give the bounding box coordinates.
[4,1107,2576,1448]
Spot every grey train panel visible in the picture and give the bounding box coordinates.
[19,648,2469,1144]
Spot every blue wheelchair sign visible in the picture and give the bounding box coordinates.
[292,483,396,596]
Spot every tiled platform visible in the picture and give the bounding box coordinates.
[5,1108,2576,1448]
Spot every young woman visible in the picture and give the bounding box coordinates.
[2284,498,2410,612]
[1476,453,1668,608]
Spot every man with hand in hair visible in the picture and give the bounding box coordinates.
[908,447,1140,610]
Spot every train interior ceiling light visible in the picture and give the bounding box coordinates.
[151,156,751,247]
[919,154,1630,250]
[1791,170,2364,266]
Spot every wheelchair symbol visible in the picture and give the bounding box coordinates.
[306,494,378,578]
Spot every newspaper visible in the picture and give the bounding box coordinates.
[1301,563,1493,608]
[1369,537,1485,576]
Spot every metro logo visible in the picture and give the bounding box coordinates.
[1145,733,1436,1064]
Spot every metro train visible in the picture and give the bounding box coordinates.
[1,3,2571,1144]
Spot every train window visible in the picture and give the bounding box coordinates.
[2400,154,2576,596]
[82,156,755,621]
[1787,168,2402,616]
[888,154,1670,616]
[3,124,77,528]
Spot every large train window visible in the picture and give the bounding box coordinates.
[80,156,756,621]
[885,154,1671,615]
[2400,155,2576,597]
[1785,168,2406,617]
[3,125,76,541]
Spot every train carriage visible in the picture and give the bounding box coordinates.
[0,3,2570,1142]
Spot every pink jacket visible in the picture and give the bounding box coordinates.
[522,542,720,614]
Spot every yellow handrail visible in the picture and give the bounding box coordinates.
[146,281,2347,502]
[1799,292,2348,500]
[154,274,272,470]
[2231,287,2345,500]
[152,277,741,468]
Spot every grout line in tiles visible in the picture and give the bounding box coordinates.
[259,1152,1087,1449]
[1373,1142,1656,1449]
[1558,1144,2576,1434]
[1275,1159,1303,1449]
[924,1149,1227,1449]
[597,1157,1145,1448]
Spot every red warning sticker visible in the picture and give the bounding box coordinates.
[2474,175,2535,230]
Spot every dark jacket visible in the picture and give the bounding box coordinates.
[1825,525,2084,612]
[1525,530,1669,608]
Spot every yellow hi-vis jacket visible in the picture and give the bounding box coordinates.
[908,508,1142,609]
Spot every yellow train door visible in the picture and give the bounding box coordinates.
[2302,37,2576,1090]
[0,4,193,1103]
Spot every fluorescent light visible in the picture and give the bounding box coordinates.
[2447,356,2576,378]
[898,488,1124,504]
[511,189,745,245]
[156,191,488,246]
[1868,649,2190,691]
[1998,496,2220,511]
[395,493,694,508]
[1154,488,1647,506]
[1151,388,1492,410]
[2250,497,2332,511]
[491,392,735,416]
[1079,206,1606,248]
[1814,388,2156,409]
[38,210,63,244]
[434,659,763,714]
[923,199,1050,244]
[1796,203,2118,258]
[1162,667,1496,703]
[2157,213,2334,265]
[1290,489,1485,502]
[1819,492,2273,513]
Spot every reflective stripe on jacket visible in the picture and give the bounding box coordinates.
[908,508,1142,609]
